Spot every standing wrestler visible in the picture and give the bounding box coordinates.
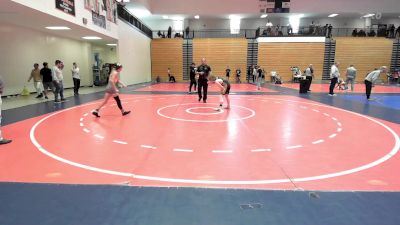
[196,58,212,103]
[92,63,131,117]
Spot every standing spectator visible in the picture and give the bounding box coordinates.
[40,62,53,100]
[327,24,333,38]
[225,66,231,81]
[395,26,400,38]
[252,65,257,83]
[256,66,263,90]
[0,75,11,144]
[352,29,358,37]
[345,65,357,92]
[189,62,197,93]
[236,67,242,83]
[185,26,190,38]
[287,24,292,35]
[389,25,395,38]
[329,62,340,96]
[247,66,251,83]
[28,63,43,98]
[52,60,66,103]
[167,26,172,38]
[365,66,387,100]
[196,58,212,103]
[305,64,314,91]
[72,62,80,96]
[323,24,328,37]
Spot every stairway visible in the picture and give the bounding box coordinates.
[182,39,193,81]
[322,39,336,80]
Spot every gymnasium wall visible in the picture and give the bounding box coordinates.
[118,20,152,85]
[0,22,116,96]
[258,42,325,82]
[335,37,393,82]
[193,38,247,79]
[151,39,183,82]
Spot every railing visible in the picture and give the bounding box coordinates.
[117,4,153,38]
[153,27,400,39]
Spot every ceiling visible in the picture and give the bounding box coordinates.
[125,0,400,20]
[0,1,117,45]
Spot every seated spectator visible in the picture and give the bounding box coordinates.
[168,74,176,83]
[352,29,358,37]
[368,29,376,37]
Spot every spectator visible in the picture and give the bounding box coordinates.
[247,66,251,82]
[329,62,340,96]
[252,65,257,83]
[305,64,314,91]
[167,26,172,38]
[0,75,11,144]
[72,62,80,96]
[365,66,387,100]
[256,66,263,90]
[225,66,231,81]
[368,29,376,37]
[185,26,190,38]
[236,67,242,83]
[345,65,357,92]
[327,24,333,38]
[52,60,66,103]
[28,63,43,98]
[167,68,176,83]
[389,25,395,38]
[189,63,197,93]
[287,24,292,35]
[352,29,358,37]
[40,62,53,100]
[396,26,400,38]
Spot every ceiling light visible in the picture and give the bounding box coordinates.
[116,0,130,2]
[162,15,169,19]
[82,36,102,40]
[260,14,268,18]
[194,15,200,19]
[45,26,70,30]
[126,8,151,18]
[328,14,339,17]
[106,43,118,46]
[363,13,375,18]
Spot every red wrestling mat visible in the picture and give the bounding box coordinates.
[0,94,399,191]
[135,83,277,93]
[279,83,400,94]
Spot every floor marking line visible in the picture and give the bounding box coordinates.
[113,140,128,145]
[332,117,338,121]
[312,109,320,112]
[323,113,330,116]
[337,128,342,132]
[312,140,324,144]
[30,95,400,185]
[83,128,90,133]
[300,106,308,109]
[337,122,342,127]
[329,134,337,138]
[94,134,104,139]
[251,149,271,152]
[212,150,233,153]
[80,118,84,122]
[80,123,84,127]
[286,145,303,150]
[173,148,193,152]
[141,145,157,149]
[83,113,89,117]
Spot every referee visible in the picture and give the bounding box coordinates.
[197,58,212,103]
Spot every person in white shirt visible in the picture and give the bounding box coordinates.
[329,62,340,96]
[252,66,257,83]
[72,62,80,96]
[305,64,314,91]
[364,66,387,100]
[345,65,357,92]
[0,76,11,144]
[52,60,65,103]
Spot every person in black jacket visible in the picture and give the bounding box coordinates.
[189,62,197,93]
[40,62,53,100]
[167,26,172,38]
[196,58,212,103]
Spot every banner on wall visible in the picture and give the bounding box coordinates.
[55,0,76,16]
[92,11,106,29]
[259,0,290,13]
[84,0,117,25]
